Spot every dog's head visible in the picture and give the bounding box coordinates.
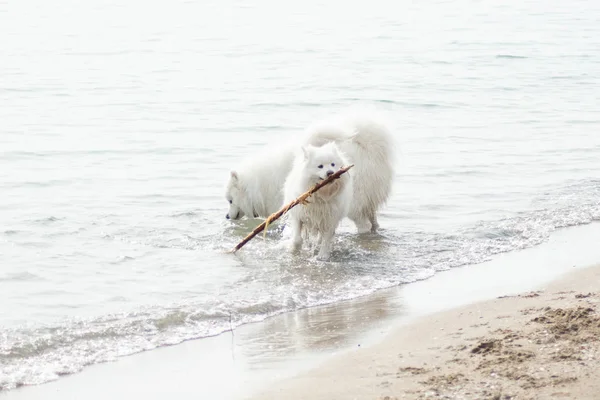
[301,143,345,183]
[225,171,246,220]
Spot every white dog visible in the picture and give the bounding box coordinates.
[224,111,394,233]
[225,148,294,220]
[302,113,394,233]
[284,142,353,260]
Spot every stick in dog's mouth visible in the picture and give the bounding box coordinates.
[229,164,354,253]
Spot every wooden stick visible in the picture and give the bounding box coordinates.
[230,164,354,253]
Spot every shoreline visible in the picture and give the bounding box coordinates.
[253,263,600,399]
[3,222,600,400]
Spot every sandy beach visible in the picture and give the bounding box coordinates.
[253,264,600,400]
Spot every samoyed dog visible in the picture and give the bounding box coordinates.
[224,148,294,220]
[224,110,394,233]
[284,142,353,260]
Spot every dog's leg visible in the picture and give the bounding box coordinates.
[288,218,303,252]
[369,212,380,233]
[308,232,322,255]
[316,229,334,261]
[352,216,372,234]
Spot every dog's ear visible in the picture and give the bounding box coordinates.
[301,146,311,160]
[230,171,238,181]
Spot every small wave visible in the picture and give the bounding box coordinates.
[3,179,74,188]
[46,227,87,238]
[548,75,580,80]
[19,241,53,249]
[170,211,199,218]
[0,307,247,390]
[250,101,321,108]
[0,272,42,282]
[380,100,453,109]
[31,216,62,224]
[564,119,600,125]
[496,54,527,59]
[111,255,135,264]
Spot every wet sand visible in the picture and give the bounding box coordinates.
[253,264,600,399]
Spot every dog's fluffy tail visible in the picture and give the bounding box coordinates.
[345,112,395,164]
[303,108,395,159]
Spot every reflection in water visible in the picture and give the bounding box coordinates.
[236,288,403,366]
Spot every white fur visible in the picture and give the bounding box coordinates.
[225,147,294,220]
[224,110,395,233]
[302,112,394,233]
[284,143,352,260]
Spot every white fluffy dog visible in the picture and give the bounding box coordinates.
[301,114,394,233]
[224,111,394,233]
[225,149,294,220]
[284,142,353,260]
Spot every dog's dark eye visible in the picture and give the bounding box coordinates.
[318,164,323,169]
[331,163,335,167]
[228,200,232,204]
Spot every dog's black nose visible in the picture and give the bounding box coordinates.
[226,214,230,219]
[326,170,334,177]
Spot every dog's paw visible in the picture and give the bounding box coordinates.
[353,218,372,234]
[316,250,331,261]
[288,239,302,253]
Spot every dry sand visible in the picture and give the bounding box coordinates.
[253,265,600,400]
